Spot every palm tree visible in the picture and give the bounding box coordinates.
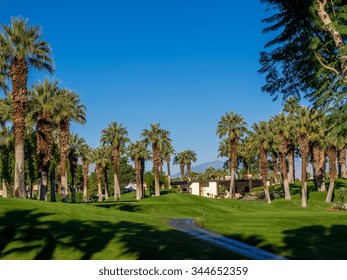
[161,142,175,189]
[53,89,86,202]
[205,166,216,180]
[249,121,272,204]
[141,123,171,196]
[0,17,54,198]
[296,107,313,208]
[99,145,111,200]
[128,140,150,200]
[29,79,58,201]
[79,142,91,202]
[101,122,129,201]
[173,152,186,181]
[183,149,197,181]
[217,112,247,198]
[0,56,9,93]
[68,133,85,203]
[271,114,291,200]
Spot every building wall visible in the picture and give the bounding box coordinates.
[189,182,200,196]
[201,182,218,198]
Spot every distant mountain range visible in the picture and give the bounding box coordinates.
[172,160,224,178]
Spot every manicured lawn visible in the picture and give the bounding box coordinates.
[1,182,347,260]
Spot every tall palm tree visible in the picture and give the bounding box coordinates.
[217,112,247,198]
[29,79,58,201]
[128,140,150,200]
[183,149,197,181]
[101,122,129,201]
[271,114,291,200]
[283,97,299,183]
[161,142,175,189]
[79,141,91,202]
[141,123,171,196]
[68,133,85,203]
[53,89,86,202]
[249,121,272,204]
[296,107,313,208]
[0,17,54,198]
[173,152,186,181]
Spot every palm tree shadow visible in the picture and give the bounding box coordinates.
[281,224,347,259]
[0,209,242,260]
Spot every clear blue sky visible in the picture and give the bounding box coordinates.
[1,0,285,173]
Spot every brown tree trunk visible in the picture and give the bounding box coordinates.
[50,169,56,202]
[104,167,109,200]
[96,164,103,202]
[280,153,291,200]
[298,131,309,208]
[140,158,145,198]
[313,146,326,192]
[11,56,28,199]
[187,163,192,182]
[82,159,89,202]
[326,145,337,203]
[39,168,48,201]
[229,138,238,199]
[180,163,185,181]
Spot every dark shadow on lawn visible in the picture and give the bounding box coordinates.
[280,224,347,260]
[0,209,242,260]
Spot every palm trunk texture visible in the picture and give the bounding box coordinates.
[326,145,337,203]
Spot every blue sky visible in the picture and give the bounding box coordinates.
[1,1,285,173]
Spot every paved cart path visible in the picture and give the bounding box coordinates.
[169,218,287,260]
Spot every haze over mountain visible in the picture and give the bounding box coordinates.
[172,160,225,178]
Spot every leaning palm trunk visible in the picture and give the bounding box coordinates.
[260,143,271,204]
[288,147,295,183]
[326,145,337,203]
[58,118,70,202]
[96,164,103,202]
[12,57,28,198]
[298,132,309,208]
[82,158,89,202]
[112,147,121,201]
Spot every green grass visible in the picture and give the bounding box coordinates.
[1,183,347,260]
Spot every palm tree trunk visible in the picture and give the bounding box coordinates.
[112,148,121,201]
[280,153,291,200]
[82,159,88,202]
[301,153,308,208]
[11,57,28,199]
[96,164,103,202]
[39,168,49,201]
[166,158,171,189]
[154,164,160,196]
[229,168,235,198]
[50,169,56,202]
[140,158,145,198]
[187,163,191,181]
[338,148,346,178]
[58,119,70,202]
[326,145,337,203]
[271,154,279,184]
[260,143,271,204]
[135,159,141,200]
[2,180,8,198]
[61,169,68,203]
[104,168,109,200]
[180,163,184,181]
[288,147,295,183]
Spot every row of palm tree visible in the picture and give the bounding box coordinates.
[218,97,347,207]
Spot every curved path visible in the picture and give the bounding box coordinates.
[168,218,287,260]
